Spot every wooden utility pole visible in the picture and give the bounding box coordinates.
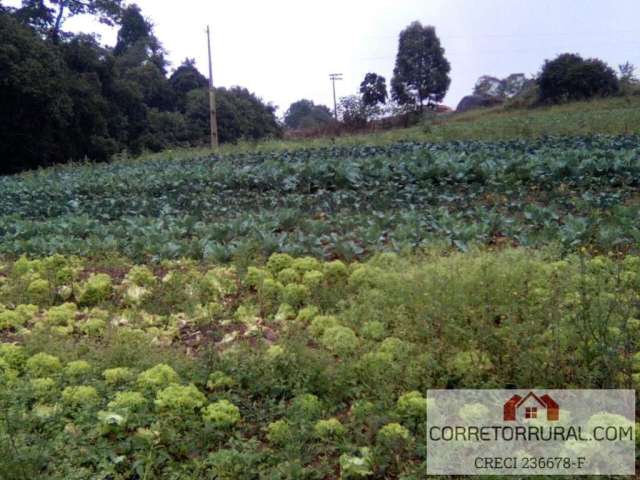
[329,73,343,121]
[206,25,219,149]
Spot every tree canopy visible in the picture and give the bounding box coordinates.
[538,53,619,104]
[360,72,388,107]
[283,99,333,129]
[391,21,451,111]
[17,0,124,42]
[0,5,281,174]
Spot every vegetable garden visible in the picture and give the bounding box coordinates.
[1,134,639,478]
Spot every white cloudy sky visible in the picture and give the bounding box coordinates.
[5,0,640,115]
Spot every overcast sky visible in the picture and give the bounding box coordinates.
[5,0,640,115]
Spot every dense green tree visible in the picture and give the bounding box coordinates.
[283,99,333,129]
[17,0,123,42]
[170,58,208,112]
[0,12,73,173]
[538,53,619,104]
[338,95,368,128]
[391,21,451,111]
[360,72,388,107]
[59,34,117,161]
[473,73,531,99]
[0,3,281,173]
[186,87,281,144]
[113,3,148,54]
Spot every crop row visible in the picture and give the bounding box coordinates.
[1,250,639,477]
[1,135,639,260]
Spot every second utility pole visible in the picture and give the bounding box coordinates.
[206,25,219,150]
[329,73,343,121]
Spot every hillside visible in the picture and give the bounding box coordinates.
[1,98,639,478]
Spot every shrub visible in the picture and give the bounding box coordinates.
[282,283,309,307]
[323,260,349,284]
[291,393,323,420]
[259,278,284,305]
[26,278,50,304]
[0,310,23,330]
[201,267,237,300]
[397,391,427,419]
[302,270,324,290]
[0,343,27,368]
[274,303,296,322]
[30,377,57,399]
[538,53,619,104]
[266,253,294,274]
[314,418,346,440]
[26,352,62,377]
[265,345,286,361]
[103,367,135,385]
[245,267,270,289]
[155,384,206,414]
[361,320,386,340]
[80,317,107,336]
[309,315,340,338]
[76,273,113,306]
[124,285,150,306]
[277,268,299,285]
[64,360,92,378]
[296,306,319,324]
[291,257,321,275]
[339,448,374,478]
[46,303,77,326]
[321,326,359,355]
[266,419,292,445]
[206,371,235,390]
[202,399,241,428]
[125,266,156,287]
[61,385,100,408]
[108,391,147,412]
[137,364,180,390]
[376,422,411,449]
[208,448,260,480]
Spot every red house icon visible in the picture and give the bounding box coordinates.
[503,392,559,421]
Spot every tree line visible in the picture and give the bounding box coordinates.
[0,1,280,174]
[283,21,452,130]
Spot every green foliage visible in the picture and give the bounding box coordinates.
[392,21,451,110]
[266,419,292,445]
[107,390,147,412]
[61,385,100,407]
[137,363,180,390]
[284,99,334,129]
[102,367,135,385]
[538,53,619,104]
[0,248,639,476]
[376,422,411,449]
[2,135,640,259]
[64,360,92,378]
[321,326,359,355]
[340,448,374,478]
[360,72,388,107]
[76,273,112,306]
[26,353,62,377]
[154,384,206,414]
[314,417,346,440]
[202,399,241,428]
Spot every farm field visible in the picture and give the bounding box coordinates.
[2,135,640,261]
[1,106,640,478]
